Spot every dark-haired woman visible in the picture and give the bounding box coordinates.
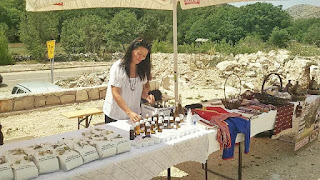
[103,38,155,123]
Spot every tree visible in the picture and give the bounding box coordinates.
[0,29,13,65]
[105,10,140,52]
[303,23,320,47]
[238,3,292,41]
[19,12,59,60]
[268,27,290,48]
[61,15,105,54]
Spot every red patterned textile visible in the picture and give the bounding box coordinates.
[273,103,294,135]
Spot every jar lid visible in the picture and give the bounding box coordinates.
[169,116,174,120]
[164,116,169,120]
[151,121,155,125]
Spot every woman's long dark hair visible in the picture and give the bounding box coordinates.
[120,37,152,81]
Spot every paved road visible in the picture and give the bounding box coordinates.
[0,65,109,95]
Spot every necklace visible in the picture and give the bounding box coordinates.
[129,78,137,91]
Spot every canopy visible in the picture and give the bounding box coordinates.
[26,0,262,102]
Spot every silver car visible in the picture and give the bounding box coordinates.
[11,81,62,94]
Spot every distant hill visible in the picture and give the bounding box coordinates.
[286,4,320,19]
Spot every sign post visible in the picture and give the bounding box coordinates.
[47,40,56,83]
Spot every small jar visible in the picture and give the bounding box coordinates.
[164,116,169,129]
[157,120,163,133]
[135,122,140,136]
[175,117,180,129]
[169,116,174,129]
[145,122,151,135]
[140,120,145,134]
[130,126,135,140]
[151,121,156,134]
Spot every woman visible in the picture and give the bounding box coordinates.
[103,38,155,123]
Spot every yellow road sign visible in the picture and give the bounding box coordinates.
[47,40,56,59]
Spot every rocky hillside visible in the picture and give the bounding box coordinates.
[286,4,320,19]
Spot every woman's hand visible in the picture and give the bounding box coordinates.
[128,111,142,123]
[146,94,155,105]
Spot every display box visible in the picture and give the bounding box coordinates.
[141,104,174,117]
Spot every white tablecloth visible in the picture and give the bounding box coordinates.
[0,121,214,180]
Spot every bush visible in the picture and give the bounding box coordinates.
[151,40,173,53]
[0,30,13,65]
[234,34,268,54]
[287,41,320,56]
[268,27,290,48]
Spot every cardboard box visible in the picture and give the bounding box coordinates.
[141,104,174,117]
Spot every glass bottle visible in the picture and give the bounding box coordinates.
[169,116,174,129]
[164,116,169,129]
[175,117,180,129]
[130,126,135,140]
[145,122,151,135]
[151,121,156,134]
[157,119,163,133]
[140,120,145,134]
[135,122,140,136]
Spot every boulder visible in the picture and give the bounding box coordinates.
[60,95,76,104]
[76,90,88,101]
[216,60,238,71]
[34,96,46,108]
[88,89,99,100]
[46,95,61,105]
[22,96,35,110]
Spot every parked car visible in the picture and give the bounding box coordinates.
[11,81,62,94]
[0,74,2,84]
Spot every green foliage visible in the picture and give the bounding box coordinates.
[287,18,320,42]
[287,41,320,56]
[19,12,59,60]
[268,27,290,48]
[61,15,105,54]
[105,10,140,52]
[0,0,24,42]
[151,40,173,53]
[303,23,320,47]
[0,29,13,65]
[238,3,292,41]
[234,34,268,54]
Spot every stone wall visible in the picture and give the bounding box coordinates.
[0,85,107,113]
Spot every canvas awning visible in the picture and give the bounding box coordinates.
[26,0,265,102]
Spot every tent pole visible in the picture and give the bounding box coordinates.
[173,0,178,104]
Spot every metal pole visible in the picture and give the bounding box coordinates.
[172,0,178,104]
[238,142,243,180]
[50,58,54,83]
[167,168,171,180]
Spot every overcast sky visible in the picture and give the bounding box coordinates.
[230,0,320,9]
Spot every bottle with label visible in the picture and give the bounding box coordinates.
[151,121,156,134]
[175,117,180,129]
[130,126,135,140]
[140,120,145,134]
[164,116,169,129]
[157,119,163,133]
[135,122,140,136]
[169,116,174,129]
[153,116,158,127]
[145,122,151,135]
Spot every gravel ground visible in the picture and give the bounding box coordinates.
[1,99,319,180]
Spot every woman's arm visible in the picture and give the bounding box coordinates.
[142,81,155,104]
[111,86,141,122]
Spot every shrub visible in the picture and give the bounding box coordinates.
[268,27,290,48]
[0,30,13,65]
[151,40,173,53]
